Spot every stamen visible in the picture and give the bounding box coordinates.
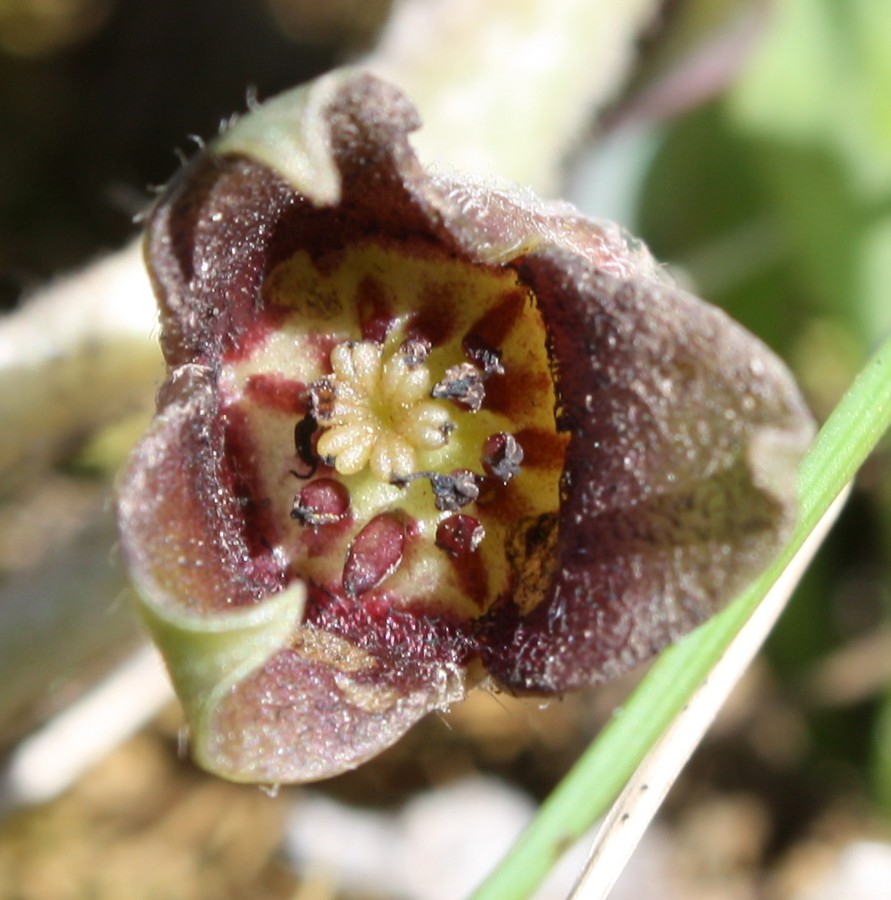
[432,362,486,412]
[463,334,504,376]
[430,470,480,511]
[482,433,524,482]
[435,514,485,558]
[391,469,480,511]
[291,478,350,526]
[400,337,431,368]
[309,378,337,423]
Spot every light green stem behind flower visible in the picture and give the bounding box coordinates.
[366,0,660,194]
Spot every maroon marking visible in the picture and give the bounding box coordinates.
[466,289,527,350]
[435,514,485,557]
[357,275,396,343]
[474,459,540,521]
[221,403,283,557]
[290,512,353,562]
[292,478,350,526]
[407,282,460,346]
[436,515,490,611]
[512,427,568,469]
[474,477,499,507]
[485,369,552,417]
[482,433,524,482]
[299,242,348,279]
[343,513,406,598]
[244,374,307,415]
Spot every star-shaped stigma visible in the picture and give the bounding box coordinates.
[313,340,454,482]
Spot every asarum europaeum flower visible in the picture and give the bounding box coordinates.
[118,70,816,783]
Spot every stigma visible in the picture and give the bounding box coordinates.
[311,339,454,482]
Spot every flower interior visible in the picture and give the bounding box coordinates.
[221,238,567,628]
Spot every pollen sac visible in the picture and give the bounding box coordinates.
[291,478,350,526]
[432,362,486,412]
[430,470,480,511]
[400,338,431,368]
[342,513,406,598]
[118,69,816,785]
[435,514,485,558]
[481,433,524,483]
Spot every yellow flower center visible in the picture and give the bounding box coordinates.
[314,340,453,482]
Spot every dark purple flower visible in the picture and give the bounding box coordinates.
[118,71,814,782]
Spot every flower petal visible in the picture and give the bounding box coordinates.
[477,253,815,691]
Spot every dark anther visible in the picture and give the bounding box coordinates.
[482,433,524,483]
[389,471,424,489]
[430,469,480,511]
[291,478,350,526]
[290,413,319,479]
[432,362,486,412]
[435,514,485,558]
[462,334,504,376]
[400,337,431,368]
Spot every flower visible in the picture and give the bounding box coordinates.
[117,70,815,783]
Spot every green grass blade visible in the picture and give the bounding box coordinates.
[472,333,891,900]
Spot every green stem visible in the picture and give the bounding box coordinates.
[473,334,891,898]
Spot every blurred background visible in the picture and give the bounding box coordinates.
[1,0,890,897]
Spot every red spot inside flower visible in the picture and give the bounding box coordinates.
[245,374,307,415]
[292,478,350,526]
[475,480,526,522]
[512,427,568,469]
[466,289,526,349]
[356,275,396,343]
[343,513,406,598]
[294,512,353,561]
[312,333,344,372]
